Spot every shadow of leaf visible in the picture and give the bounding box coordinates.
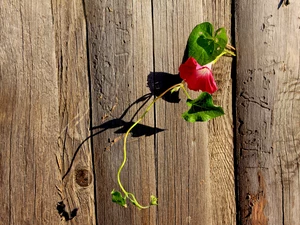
[94,119,125,129]
[147,72,182,103]
[62,69,182,180]
[56,201,78,221]
[95,119,164,137]
[115,122,165,137]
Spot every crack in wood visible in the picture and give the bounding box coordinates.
[240,92,271,110]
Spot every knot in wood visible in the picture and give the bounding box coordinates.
[75,169,92,187]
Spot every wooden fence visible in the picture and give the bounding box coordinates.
[0,0,299,224]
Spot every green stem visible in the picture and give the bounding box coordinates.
[211,48,236,65]
[224,48,236,56]
[181,83,191,99]
[116,82,184,209]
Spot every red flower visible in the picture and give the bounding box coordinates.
[179,57,217,94]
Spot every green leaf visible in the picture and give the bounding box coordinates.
[182,92,224,122]
[150,195,158,206]
[111,190,127,208]
[187,22,228,65]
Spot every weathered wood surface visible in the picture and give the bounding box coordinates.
[0,1,61,224]
[152,2,212,224]
[52,0,96,224]
[236,1,300,224]
[86,1,157,224]
[153,1,235,225]
[87,0,235,225]
[0,0,236,224]
[0,0,95,224]
[206,1,236,224]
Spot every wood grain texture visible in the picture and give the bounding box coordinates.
[206,1,236,224]
[52,0,96,224]
[87,0,236,224]
[0,0,236,224]
[236,0,300,224]
[152,1,234,224]
[152,1,213,224]
[86,0,157,224]
[0,1,61,224]
[0,0,95,224]
[153,1,235,224]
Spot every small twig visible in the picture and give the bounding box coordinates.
[226,44,236,51]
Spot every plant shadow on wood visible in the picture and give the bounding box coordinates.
[96,71,183,137]
[62,94,163,180]
[92,93,164,137]
[62,71,182,181]
[61,95,161,180]
[58,71,183,218]
[147,72,182,103]
[56,201,78,221]
[147,42,187,102]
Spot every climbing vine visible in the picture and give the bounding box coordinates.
[111,22,235,209]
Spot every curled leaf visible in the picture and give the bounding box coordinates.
[111,190,127,208]
[150,195,158,206]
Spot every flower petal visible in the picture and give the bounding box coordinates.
[179,57,218,94]
[179,57,201,81]
[187,67,218,94]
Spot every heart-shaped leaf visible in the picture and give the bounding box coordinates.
[187,22,228,65]
[182,92,224,122]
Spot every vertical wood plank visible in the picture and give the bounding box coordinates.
[152,1,211,223]
[153,1,235,224]
[236,0,300,224]
[272,4,300,223]
[52,0,96,224]
[0,0,95,224]
[86,0,156,224]
[206,1,236,224]
[0,1,61,224]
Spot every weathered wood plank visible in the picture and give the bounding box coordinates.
[0,0,95,224]
[152,1,231,224]
[0,1,61,224]
[52,0,96,224]
[153,1,235,225]
[205,1,236,224]
[86,0,156,224]
[152,1,212,224]
[86,0,236,224]
[0,0,238,224]
[236,1,300,224]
